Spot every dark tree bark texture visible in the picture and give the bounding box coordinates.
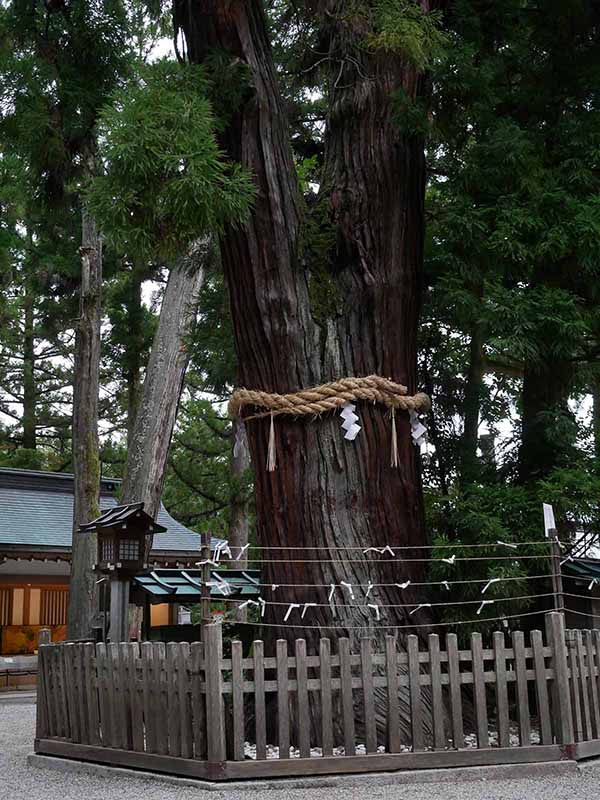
[122,238,207,540]
[22,285,37,451]
[67,205,102,640]
[176,1,436,741]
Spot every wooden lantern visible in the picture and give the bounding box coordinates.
[80,501,166,575]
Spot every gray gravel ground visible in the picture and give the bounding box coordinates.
[4,702,600,800]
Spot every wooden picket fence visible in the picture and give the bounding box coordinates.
[34,612,600,781]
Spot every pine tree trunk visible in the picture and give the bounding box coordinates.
[177,1,435,742]
[125,266,145,449]
[459,305,485,486]
[520,363,573,481]
[122,238,208,536]
[593,376,600,469]
[229,417,251,620]
[22,286,36,451]
[229,417,250,562]
[67,204,102,640]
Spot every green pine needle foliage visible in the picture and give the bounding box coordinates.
[86,60,255,259]
[366,0,448,70]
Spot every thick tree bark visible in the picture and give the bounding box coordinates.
[178,1,434,741]
[22,285,36,450]
[67,204,102,640]
[122,238,208,537]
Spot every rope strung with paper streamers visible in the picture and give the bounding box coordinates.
[229,375,431,472]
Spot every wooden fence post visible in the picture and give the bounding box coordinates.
[38,628,52,646]
[205,623,226,765]
[546,611,574,746]
[35,630,52,740]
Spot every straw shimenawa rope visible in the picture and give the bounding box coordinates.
[229,375,431,472]
[229,375,430,419]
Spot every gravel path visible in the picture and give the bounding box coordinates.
[4,702,600,800]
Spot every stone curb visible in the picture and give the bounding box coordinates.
[0,691,37,704]
[27,754,578,792]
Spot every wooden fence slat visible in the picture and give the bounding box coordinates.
[63,645,79,743]
[493,631,510,748]
[584,631,600,739]
[191,642,206,760]
[567,632,583,743]
[253,640,267,760]
[576,631,593,741]
[231,641,245,761]
[59,646,73,741]
[339,638,355,756]
[154,642,169,755]
[55,645,67,738]
[205,625,225,763]
[447,634,464,749]
[118,643,133,751]
[385,636,401,753]
[107,642,124,749]
[95,643,110,747]
[425,634,444,751]
[167,642,181,757]
[531,630,552,745]
[276,640,290,759]
[319,638,333,758]
[177,643,193,759]
[76,643,93,744]
[546,613,574,745]
[35,644,50,739]
[296,639,311,758]
[141,642,155,753]
[408,635,423,751]
[591,631,600,739]
[128,644,144,753]
[360,638,377,754]
[44,646,58,738]
[470,633,489,749]
[513,631,531,746]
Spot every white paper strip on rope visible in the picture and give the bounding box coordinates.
[235,543,250,561]
[340,402,361,441]
[409,409,428,447]
[284,603,300,622]
[340,581,355,599]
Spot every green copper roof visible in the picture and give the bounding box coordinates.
[133,568,261,600]
[563,558,600,581]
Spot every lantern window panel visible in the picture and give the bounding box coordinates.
[119,538,140,561]
[101,538,115,562]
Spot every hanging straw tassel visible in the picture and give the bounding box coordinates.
[390,408,399,468]
[267,412,277,472]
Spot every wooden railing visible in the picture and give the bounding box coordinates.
[34,612,600,781]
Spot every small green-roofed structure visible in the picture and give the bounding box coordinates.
[132,568,261,602]
[563,558,600,629]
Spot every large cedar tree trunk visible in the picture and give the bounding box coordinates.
[67,205,102,639]
[122,238,208,537]
[177,3,436,741]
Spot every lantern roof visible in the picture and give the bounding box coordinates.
[79,502,167,534]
